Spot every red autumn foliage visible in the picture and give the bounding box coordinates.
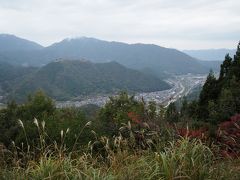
[177,127,208,140]
[175,114,240,158]
[217,114,240,158]
[127,112,141,124]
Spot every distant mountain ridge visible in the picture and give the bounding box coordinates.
[0,34,43,52]
[196,60,222,72]
[0,34,210,75]
[183,49,236,61]
[5,60,170,101]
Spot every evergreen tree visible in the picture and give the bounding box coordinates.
[199,70,218,105]
[0,101,19,146]
[180,97,189,118]
[231,41,240,80]
[208,100,219,125]
[218,88,236,121]
[165,102,179,122]
[198,70,218,119]
[196,41,240,123]
[187,100,199,119]
[219,54,232,81]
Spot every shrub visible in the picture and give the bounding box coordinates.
[155,138,213,179]
[217,114,240,157]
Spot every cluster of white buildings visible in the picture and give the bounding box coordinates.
[56,74,207,108]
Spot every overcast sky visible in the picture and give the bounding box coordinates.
[0,0,239,49]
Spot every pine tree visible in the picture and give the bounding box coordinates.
[197,41,240,123]
[230,41,240,80]
[218,88,236,121]
[165,102,179,122]
[219,54,232,81]
[180,97,189,118]
[199,70,218,106]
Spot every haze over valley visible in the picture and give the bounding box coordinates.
[1,1,240,178]
[0,34,222,107]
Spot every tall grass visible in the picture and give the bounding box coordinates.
[0,119,240,179]
[155,138,213,179]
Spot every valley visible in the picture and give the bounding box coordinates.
[56,74,207,108]
[1,1,240,179]
[0,0,240,180]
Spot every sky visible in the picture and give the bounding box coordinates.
[0,0,239,50]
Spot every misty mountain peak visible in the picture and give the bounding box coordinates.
[0,34,43,52]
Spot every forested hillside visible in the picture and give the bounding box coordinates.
[177,42,240,124]
[0,35,210,75]
[4,60,170,101]
[1,42,240,179]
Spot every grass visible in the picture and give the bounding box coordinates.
[0,119,240,180]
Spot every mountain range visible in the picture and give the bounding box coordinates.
[0,34,226,102]
[2,60,170,102]
[0,34,43,52]
[0,34,213,76]
[183,49,236,61]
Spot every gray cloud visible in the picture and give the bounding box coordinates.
[0,0,239,49]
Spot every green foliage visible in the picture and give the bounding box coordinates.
[0,90,240,179]
[165,102,179,122]
[0,35,209,75]
[1,135,239,180]
[0,91,93,148]
[147,101,157,120]
[0,101,19,145]
[198,70,218,119]
[155,138,213,179]
[181,41,240,124]
[5,60,170,102]
[218,88,236,120]
[1,40,240,178]
[97,92,145,136]
[24,91,55,120]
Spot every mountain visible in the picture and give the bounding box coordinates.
[0,62,37,95]
[0,34,43,52]
[0,62,36,84]
[183,49,236,61]
[7,60,171,101]
[196,60,222,72]
[42,38,208,75]
[0,35,209,75]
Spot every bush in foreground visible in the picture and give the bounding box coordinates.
[1,118,240,180]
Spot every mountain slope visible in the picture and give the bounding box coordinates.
[0,35,209,75]
[0,62,37,98]
[42,38,208,75]
[0,34,43,52]
[183,49,236,61]
[196,60,222,72]
[8,60,171,101]
[0,62,36,85]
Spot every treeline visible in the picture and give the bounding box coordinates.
[0,42,240,153]
[0,91,94,148]
[170,42,240,125]
[0,60,170,102]
[1,91,168,149]
[1,42,240,180]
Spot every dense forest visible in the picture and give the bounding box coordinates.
[178,42,240,124]
[0,42,240,179]
[0,60,170,102]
